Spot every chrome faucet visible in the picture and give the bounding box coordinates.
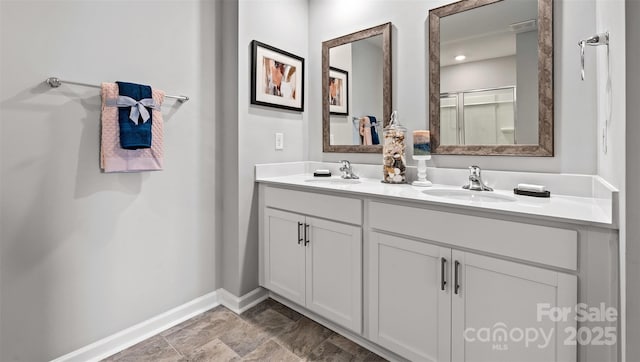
[339,160,359,179]
[462,166,493,191]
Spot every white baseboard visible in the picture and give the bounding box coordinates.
[51,287,267,362]
[218,287,269,314]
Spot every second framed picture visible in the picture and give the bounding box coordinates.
[251,40,304,112]
[329,67,349,115]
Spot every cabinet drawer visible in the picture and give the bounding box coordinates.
[369,202,577,270]
[264,186,362,225]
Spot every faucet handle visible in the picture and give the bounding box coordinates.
[469,165,481,176]
[339,160,351,169]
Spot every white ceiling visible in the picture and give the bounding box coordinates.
[439,0,537,66]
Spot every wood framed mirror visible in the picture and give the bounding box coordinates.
[322,22,392,153]
[429,0,553,156]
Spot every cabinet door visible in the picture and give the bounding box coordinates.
[451,251,577,362]
[369,232,451,362]
[305,217,362,333]
[263,208,306,305]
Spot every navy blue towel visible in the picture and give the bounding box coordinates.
[369,115,380,145]
[116,81,153,149]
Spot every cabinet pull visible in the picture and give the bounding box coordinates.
[441,257,447,291]
[454,260,461,295]
[297,222,303,245]
[304,223,310,246]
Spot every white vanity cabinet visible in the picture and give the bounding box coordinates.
[368,232,451,362]
[260,186,363,333]
[368,201,578,362]
[450,251,576,362]
[263,208,306,305]
[258,180,617,362]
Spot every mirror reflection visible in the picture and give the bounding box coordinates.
[322,22,392,153]
[439,0,538,146]
[329,35,384,146]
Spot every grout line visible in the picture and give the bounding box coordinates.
[270,337,305,361]
[216,337,242,358]
[163,336,184,359]
[307,332,338,358]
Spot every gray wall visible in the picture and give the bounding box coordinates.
[329,43,354,145]
[222,0,241,302]
[594,0,627,358]
[352,39,384,130]
[0,1,220,361]
[232,0,309,296]
[626,0,639,357]
[515,30,539,144]
[440,56,516,93]
[308,0,598,174]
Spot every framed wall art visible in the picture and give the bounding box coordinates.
[251,40,304,112]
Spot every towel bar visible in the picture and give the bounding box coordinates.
[45,77,190,103]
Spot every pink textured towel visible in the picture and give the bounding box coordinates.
[100,83,165,172]
[359,117,373,145]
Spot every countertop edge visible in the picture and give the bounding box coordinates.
[256,176,616,229]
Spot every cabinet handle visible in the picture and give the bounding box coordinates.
[304,223,310,246]
[454,260,461,295]
[441,257,447,291]
[297,222,303,245]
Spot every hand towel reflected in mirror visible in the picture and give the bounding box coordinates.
[357,116,380,146]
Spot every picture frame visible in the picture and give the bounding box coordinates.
[329,67,349,115]
[251,40,304,112]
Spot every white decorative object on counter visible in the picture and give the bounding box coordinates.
[412,155,432,187]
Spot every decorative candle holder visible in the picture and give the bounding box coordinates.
[412,155,432,187]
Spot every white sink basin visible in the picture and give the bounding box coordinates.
[305,177,362,185]
[422,189,517,203]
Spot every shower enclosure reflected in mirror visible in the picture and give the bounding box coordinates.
[429,0,553,156]
[322,23,392,153]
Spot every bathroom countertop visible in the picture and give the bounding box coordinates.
[256,174,615,228]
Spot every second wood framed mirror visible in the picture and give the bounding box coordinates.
[429,0,553,156]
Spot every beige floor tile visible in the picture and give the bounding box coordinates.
[218,317,273,357]
[242,339,302,362]
[247,308,296,336]
[268,300,304,322]
[242,299,303,323]
[161,305,226,337]
[239,299,274,321]
[274,316,334,358]
[324,334,387,361]
[101,335,184,362]
[306,339,354,362]
[104,299,382,361]
[186,338,241,362]
[165,307,239,355]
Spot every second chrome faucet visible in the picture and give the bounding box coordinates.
[339,160,359,179]
[462,166,493,191]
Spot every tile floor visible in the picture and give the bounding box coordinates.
[102,298,387,361]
